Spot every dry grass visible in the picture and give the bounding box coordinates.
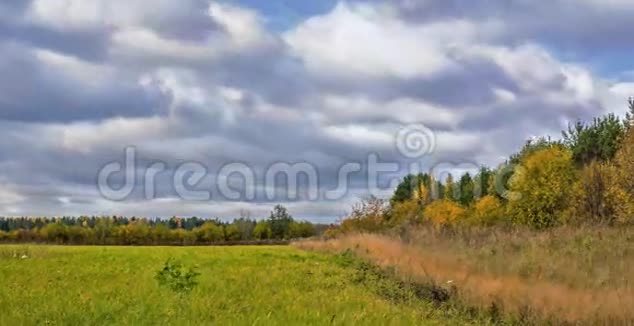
[294,226,634,324]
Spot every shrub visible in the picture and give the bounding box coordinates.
[155,258,200,294]
[468,195,505,226]
[507,147,576,229]
[340,197,388,233]
[423,200,465,227]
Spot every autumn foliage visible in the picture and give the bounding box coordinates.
[333,101,634,233]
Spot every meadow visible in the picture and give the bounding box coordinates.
[297,226,634,325]
[0,245,482,325]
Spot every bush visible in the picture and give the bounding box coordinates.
[468,195,505,226]
[340,197,388,233]
[507,147,576,229]
[155,258,200,294]
[423,200,465,227]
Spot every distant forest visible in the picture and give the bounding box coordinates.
[0,205,327,245]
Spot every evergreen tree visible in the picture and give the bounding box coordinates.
[458,173,475,206]
[268,205,294,239]
[562,114,625,165]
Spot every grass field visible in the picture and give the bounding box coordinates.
[0,245,479,325]
[297,228,634,324]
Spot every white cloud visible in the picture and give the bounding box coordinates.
[285,2,482,79]
[2,0,633,220]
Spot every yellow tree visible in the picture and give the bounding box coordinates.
[424,200,465,227]
[444,174,456,202]
[507,147,576,229]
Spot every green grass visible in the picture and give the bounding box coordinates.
[0,245,476,325]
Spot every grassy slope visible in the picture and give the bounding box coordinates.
[0,245,472,325]
[296,229,634,324]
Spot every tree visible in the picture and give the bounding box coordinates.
[468,195,505,226]
[412,181,430,205]
[567,161,627,225]
[474,167,493,199]
[626,97,634,128]
[608,126,634,223]
[392,174,417,204]
[391,173,431,204]
[288,221,316,239]
[507,147,576,229]
[390,199,423,226]
[268,205,294,239]
[432,180,445,200]
[193,222,224,243]
[94,218,113,244]
[253,220,272,240]
[444,174,456,202]
[424,200,465,227]
[458,173,475,206]
[340,197,388,233]
[562,114,625,166]
[232,218,256,241]
[39,223,68,244]
[224,224,241,241]
[508,136,561,165]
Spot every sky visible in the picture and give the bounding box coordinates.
[0,0,633,222]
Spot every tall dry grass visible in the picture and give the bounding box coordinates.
[294,226,634,324]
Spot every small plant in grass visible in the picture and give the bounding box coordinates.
[155,258,200,294]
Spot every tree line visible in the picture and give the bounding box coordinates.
[0,205,323,245]
[333,99,634,233]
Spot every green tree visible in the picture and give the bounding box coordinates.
[39,223,68,244]
[474,167,493,199]
[288,221,316,239]
[232,217,256,240]
[268,205,293,239]
[193,222,224,243]
[562,114,625,165]
[253,220,272,240]
[626,97,634,128]
[391,173,431,204]
[224,224,241,241]
[458,173,475,206]
[94,218,113,244]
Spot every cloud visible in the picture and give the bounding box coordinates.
[0,0,632,220]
